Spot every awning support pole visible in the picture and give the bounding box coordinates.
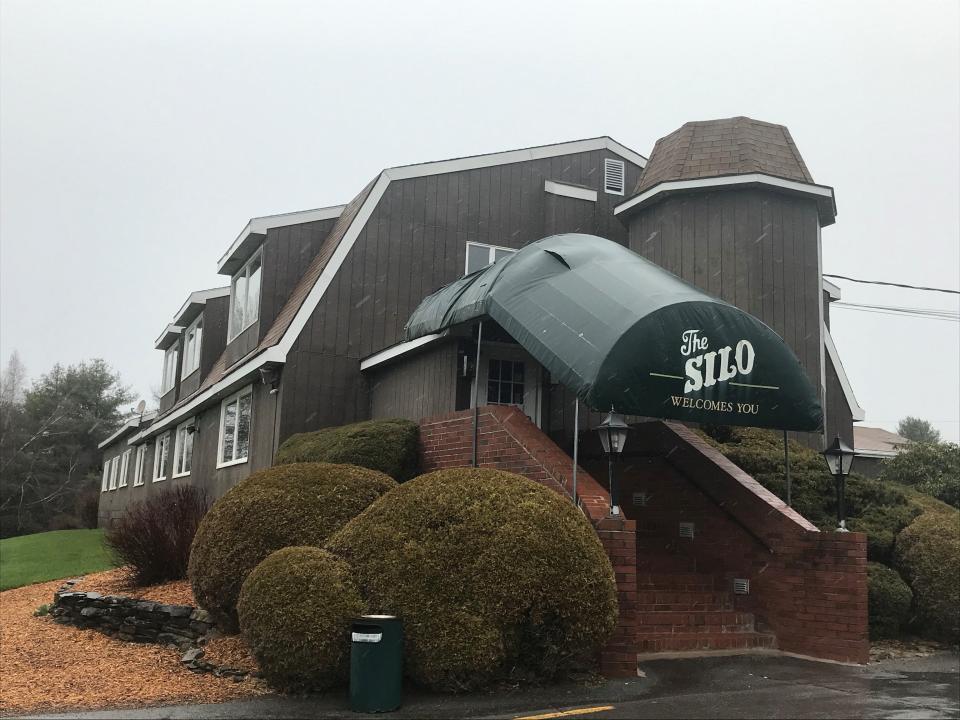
[471,320,484,468]
[783,429,791,507]
[572,399,579,506]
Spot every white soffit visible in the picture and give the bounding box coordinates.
[172,287,231,326]
[154,324,184,350]
[217,204,347,275]
[544,180,598,202]
[824,326,865,421]
[132,136,648,441]
[360,333,449,371]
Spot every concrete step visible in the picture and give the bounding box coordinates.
[635,631,777,654]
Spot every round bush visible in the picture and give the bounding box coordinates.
[867,562,912,639]
[274,418,420,482]
[188,462,396,630]
[325,468,618,691]
[237,547,363,691]
[894,510,960,642]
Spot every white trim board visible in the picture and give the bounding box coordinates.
[217,204,348,275]
[824,326,865,422]
[99,410,158,449]
[154,324,184,350]
[822,278,842,301]
[360,332,448,372]
[544,180,598,202]
[131,136,648,442]
[614,173,836,223]
[172,287,230,326]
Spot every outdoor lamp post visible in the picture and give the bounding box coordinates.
[822,436,856,532]
[595,409,629,516]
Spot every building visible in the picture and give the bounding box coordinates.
[98,118,869,666]
[853,425,912,477]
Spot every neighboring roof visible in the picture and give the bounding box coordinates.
[171,286,230,327]
[824,327,865,421]
[98,410,158,449]
[823,277,842,301]
[154,324,183,351]
[404,233,824,432]
[218,205,347,276]
[615,117,836,225]
[854,426,912,458]
[130,137,649,443]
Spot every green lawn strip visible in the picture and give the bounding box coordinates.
[0,529,119,591]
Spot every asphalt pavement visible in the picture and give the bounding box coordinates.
[18,651,960,720]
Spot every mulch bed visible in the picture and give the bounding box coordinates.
[0,571,269,717]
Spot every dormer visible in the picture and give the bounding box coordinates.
[171,287,230,399]
[154,324,183,413]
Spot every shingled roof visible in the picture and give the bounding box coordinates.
[634,117,814,195]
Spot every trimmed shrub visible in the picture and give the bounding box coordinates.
[105,485,209,585]
[237,547,363,691]
[188,463,395,630]
[894,510,960,642]
[275,419,420,482]
[881,442,960,508]
[326,467,617,691]
[867,562,912,639]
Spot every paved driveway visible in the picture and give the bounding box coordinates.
[20,651,959,720]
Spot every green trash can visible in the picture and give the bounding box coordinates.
[350,614,403,713]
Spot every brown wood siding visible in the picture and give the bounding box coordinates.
[200,297,229,381]
[825,351,854,447]
[279,150,642,440]
[368,342,458,421]
[224,320,259,366]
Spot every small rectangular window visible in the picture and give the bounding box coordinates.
[108,456,119,490]
[133,445,147,487]
[101,462,110,493]
[465,241,517,275]
[218,386,253,467]
[604,158,625,195]
[173,419,194,478]
[161,346,179,395]
[153,432,170,481]
[181,316,203,378]
[229,251,263,341]
[118,449,131,488]
[486,359,525,406]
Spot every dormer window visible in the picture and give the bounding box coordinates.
[465,241,516,275]
[181,315,203,378]
[161,346,178,395]
[229,250,262,341]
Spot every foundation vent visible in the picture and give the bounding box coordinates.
[632,491,650,507]
[733,578,750,595]
[679,522,695,539]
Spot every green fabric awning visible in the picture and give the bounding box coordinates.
[404,234,823,431]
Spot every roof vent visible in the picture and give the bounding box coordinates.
[679,522,695,539]
[632,491,650,507]
[733,578,750,595]
[604,159,625,195]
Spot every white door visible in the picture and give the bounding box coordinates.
[476,345,543,427]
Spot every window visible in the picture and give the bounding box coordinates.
[101,462,110,493]
[118,449,131,488]
[161,346,179,395]
[153,432,170,481]
[173,419,195,478]
[229,251,262,340]
[108,456,119,490]
[218,386,252,467]
[604,158,625,195]
[465,242,516,275]
[133,445,147,487]
[181,316,203,378]
[487,359,525,406]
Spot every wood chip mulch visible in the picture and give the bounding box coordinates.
[0,572,270,717]
[71,568,194,606]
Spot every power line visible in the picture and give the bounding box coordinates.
[833,301,959,323]
[824,273,960,295]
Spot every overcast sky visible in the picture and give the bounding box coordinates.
[2,0,958,442]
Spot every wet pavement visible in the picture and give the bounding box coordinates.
[20,651,959,719]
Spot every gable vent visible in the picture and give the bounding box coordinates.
[604,158,625,195]
[679,522,695,539]
[632,491,650,507]
[733,578,750,595]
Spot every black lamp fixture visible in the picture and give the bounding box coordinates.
[822,436,856,532]
[594,408,629,516]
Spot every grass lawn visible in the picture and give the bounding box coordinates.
[0,529,118,591]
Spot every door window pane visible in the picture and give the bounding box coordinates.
[486,359,525,407]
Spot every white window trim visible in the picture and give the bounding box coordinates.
[101,463,110,493]
[153,432,170,482]
[604,158,626,195]
[161,346,178,395]
[108,456,119,491]
[217,386,253,468]
[465,241,517,275]
[228,249,263,341]
[172,419,194,478]
[118,449,131,488]
[133,445,146,487]
[181,315,203,379]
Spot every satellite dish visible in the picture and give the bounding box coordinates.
[135,400,147,416]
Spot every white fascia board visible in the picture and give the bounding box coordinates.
[154,324,184,350]
[138,136,649,439]
[98,410,158,449]
[854,448,899,459]
[544,180,598,202]
[824,326,865,421]
[360,333,448,372]
[614,173,835,216]
[172,287,231,326]
[822,278,842,301]
[216,204,347,274]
